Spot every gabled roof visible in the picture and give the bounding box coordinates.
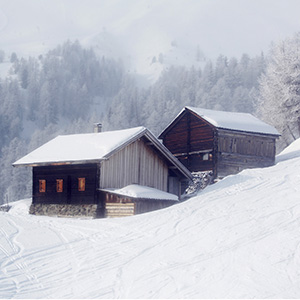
[159,106,280,138]
[13,126,192,180]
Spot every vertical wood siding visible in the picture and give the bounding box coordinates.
[100,139,168,191]
[162,112,214,155]
[189,112,214,152]
[161,110,215,172]
[163,114,189,154]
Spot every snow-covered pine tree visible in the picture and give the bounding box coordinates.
[259,33,300,150]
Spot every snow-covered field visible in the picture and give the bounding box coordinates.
[1,139,300,299]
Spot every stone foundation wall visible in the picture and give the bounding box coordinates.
[30,203,102,218]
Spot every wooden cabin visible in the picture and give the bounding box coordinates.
[158,106,280,179]
[13,126,192,218]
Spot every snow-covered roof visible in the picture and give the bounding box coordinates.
[13,127,147,166]
[160,106,280,137]
[100,184,179,201]
[13,126,193,180]
[187,106,280,135]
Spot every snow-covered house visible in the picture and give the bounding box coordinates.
[13,126,192,218]
[158,107,280,179]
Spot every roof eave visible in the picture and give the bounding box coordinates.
[12,126,193,181]
[102,128,192,180]
[216,127,281,138]
[145,129,193,180]
[186,106,281,137]
[158,107,187,139]
[98,188,179,202]
[13,159,102,168]
[101,127,148,160]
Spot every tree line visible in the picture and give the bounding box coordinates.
[0,34,299,204]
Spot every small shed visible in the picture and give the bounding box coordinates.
[158,106,280,179]
[13,126,192,218]
[100,184,179,217]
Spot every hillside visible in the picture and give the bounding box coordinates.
[0,139,300,298]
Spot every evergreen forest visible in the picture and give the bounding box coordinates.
[1,35,299,204]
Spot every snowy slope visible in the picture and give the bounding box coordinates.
[1,139,300,298]
[1,0,300,82]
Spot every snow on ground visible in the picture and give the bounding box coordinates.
[1,140,300,298]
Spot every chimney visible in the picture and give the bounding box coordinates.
[94,123,102,133]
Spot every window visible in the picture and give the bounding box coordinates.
[203,153,209,161]
[203,153,213,161]
[56,179,63,193]
[78,178,86,191]
[39,180,46,193]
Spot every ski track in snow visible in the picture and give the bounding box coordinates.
[0,217,45,298]
[1,141,300,298]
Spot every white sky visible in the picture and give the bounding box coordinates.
[0,0,300,66]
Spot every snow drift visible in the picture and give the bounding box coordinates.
[1,139,300,298]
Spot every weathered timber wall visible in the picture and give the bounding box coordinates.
[161,110,215,172]
[100,138,168,192]
[217,130,276,158]
[163,114,189,154]
[105,202,135,218]
[100,191,177,218]
[216,130,277,177]
[33,164,98,205]
[162,112,214,154]
[161,108,278,178]
[189,112,214,152]
[217,152,275,178]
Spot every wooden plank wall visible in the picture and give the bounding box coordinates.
[100,139,169,191]
[162,110,215,172]
[163,114,189,154]
[217,131,276,158]
[33,164,98,205]
[217,130,277,177]
[162,112,214,154]
[189,112,214,152]
[161,108,278,178]
[100,191,177,217]
[105,203,135,218]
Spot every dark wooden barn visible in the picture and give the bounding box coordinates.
[13,126,192,218]
[158,106,280,179]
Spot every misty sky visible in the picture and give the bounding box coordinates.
[1,0,300,63]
